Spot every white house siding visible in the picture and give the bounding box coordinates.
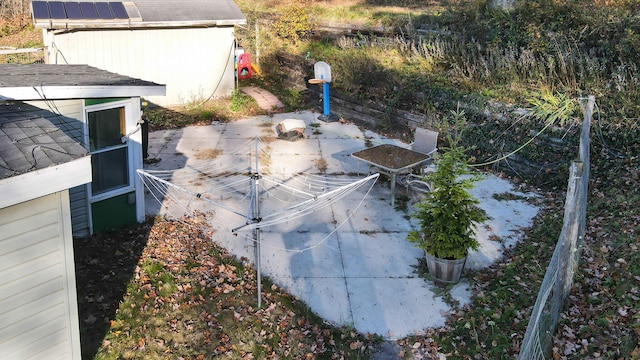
[0,191,81,360]
[24,99,91,237]
[44,27,237,106]
[23,99,84,144]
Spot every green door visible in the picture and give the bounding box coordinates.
[91,192,137,232]
[87,100,138,233]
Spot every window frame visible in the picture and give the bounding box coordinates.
[84,100,135,203]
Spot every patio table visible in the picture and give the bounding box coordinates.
[352,144,431,206]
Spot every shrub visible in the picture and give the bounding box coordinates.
[274,4,313,42]
[407,108,488,260]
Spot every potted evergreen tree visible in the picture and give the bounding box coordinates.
[407,110,487,284]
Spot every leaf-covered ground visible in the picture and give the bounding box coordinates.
[551,155,640,359]
[399,157,640,359]
[75,215,431,359]
[0,15,41,48]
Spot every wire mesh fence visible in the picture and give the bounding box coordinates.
[0,47,44,64]
[518,96,594,359]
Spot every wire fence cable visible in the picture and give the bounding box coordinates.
[518,95,594,359]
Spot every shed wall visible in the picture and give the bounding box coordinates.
[0,191,81,360]
[44,27,237,106]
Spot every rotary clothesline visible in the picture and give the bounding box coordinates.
[137,136,379,307]
[137,135,380,250]
[139,136,378,231]
[137,167,379,237]
[232,174,378,232]
[138,166,380,307]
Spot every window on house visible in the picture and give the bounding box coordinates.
[88,107,129,196]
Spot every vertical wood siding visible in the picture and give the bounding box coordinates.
[0,192,81,359]
[46,27,237,106]
[69,185,90,237]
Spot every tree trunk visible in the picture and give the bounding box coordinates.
[1,0,28,17]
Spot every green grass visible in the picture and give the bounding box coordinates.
[143,93,264,131]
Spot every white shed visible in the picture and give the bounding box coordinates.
[32,0,247,107]
[0,64,165,236]
[0,102,91,359]
[0,63,165,358]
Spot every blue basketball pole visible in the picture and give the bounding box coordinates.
[318,76,338,122]
[323,80,330,116]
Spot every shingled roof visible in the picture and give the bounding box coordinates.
[31,0,246,29]
[0,64,164,182]
[0,64,165,100]
[134,0,245,23]
[0,102,88,179]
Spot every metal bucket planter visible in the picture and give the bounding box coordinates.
[425,252,467,284]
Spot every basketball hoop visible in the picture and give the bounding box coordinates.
[308,78,325,84]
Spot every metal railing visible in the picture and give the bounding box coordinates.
[518,96,594,359]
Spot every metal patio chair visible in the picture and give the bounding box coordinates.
[403,173,434,201]
[408,127,438,175]
[396,127,439,200]
[411,127,438,158]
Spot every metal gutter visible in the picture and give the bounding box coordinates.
[34,18,247,30]
[0,85,166,101]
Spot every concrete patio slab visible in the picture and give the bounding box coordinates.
[348,277,450,337]
[142,110,540,340]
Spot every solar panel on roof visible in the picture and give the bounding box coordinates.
[32,1,50,19]
[79,2,98,19]
[110,2,127,19]
[32,0,131,22]
[64,2,83,19]
[48,1,66,19]
[95,2,114,19]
